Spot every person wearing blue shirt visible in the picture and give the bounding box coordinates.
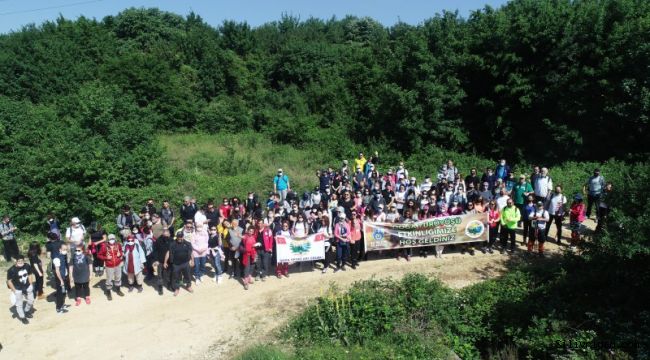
[273,168,291,203]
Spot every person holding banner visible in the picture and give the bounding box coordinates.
[397,210,414,261]
[275,221,291,278]
[318,215,333,274]
[333,208,351,272]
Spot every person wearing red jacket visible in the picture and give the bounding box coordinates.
[256,222,274,281]
[569,194,586,251]
[97,234,124,300]
[240,226,258,290]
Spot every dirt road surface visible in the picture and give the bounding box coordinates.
[0,220,593,359]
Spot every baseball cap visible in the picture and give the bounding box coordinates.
[108,234,116,241]
[71,217,81,224]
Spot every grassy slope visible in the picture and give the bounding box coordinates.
[158,132,336,201]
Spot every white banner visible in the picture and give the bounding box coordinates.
[275,233,326,264]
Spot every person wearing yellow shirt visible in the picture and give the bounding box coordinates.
[217,220,232,276]
[354,152,367,172]
[500,199,521,254]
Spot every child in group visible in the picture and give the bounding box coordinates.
[69,244,93,305]
[28,242,45,300]
[569,194,586,251]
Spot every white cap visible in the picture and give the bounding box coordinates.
[71,217,81,224]
[278,168,283,172]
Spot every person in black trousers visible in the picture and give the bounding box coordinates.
[165,232,194,296]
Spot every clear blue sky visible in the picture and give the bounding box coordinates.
[0,0,508,34]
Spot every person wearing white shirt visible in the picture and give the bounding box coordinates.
[528,202,550,256]
[534,167,553,202]
[65,217,86,248]
[194,209,208,231]
[496,189,510,211]
[544,186,567,243]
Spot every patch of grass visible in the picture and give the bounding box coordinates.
[233,345,291,360]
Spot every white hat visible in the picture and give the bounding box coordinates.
[278,168,283,172]
[343,160,348,164]
[71,217,81,224]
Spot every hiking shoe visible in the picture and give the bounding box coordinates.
[25,311,33,319]
[20,317,29,325]
[115,288,125,297]
[105,290,113,301]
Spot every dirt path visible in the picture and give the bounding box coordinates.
[0,220,594,360]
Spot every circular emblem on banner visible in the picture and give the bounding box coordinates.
[372,228,384,241]
[465,220,485,239]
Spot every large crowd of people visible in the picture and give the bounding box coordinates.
[4,153,613,325]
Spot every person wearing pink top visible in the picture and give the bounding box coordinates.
[569,194,586,251]
[257,222,274,281]
[191,223,209,284]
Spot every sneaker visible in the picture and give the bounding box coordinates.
[75,298,82,306]
[217,275,223,284]
[321,268,328,274]
[499,249,505,254]
[284,273,290,278]
[480,247,487,254]
[105,290,113,301]
[115,288,125,297]
[158,286,164,296]
[128,286,134,293]
[569,245,577,252]
[186,287,194,293]
[487,247,494,254]
[460,248,466,255]
[276,274,282,279]
[173,289,179,297]
[469,249,475,256]
[85,297,91,305]
[197,278,202,284]
[37,294,45,300]
[341,266,346,271]
[244,283,249,290]
[261,276,266,282]
[20,317,29,325]
[334,268,341,273]
[56,308,68,314]
[406,256,411,262]
[25,311,33,319]
[137,286,143,293]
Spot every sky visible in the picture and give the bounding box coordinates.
[0,0,509,34]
